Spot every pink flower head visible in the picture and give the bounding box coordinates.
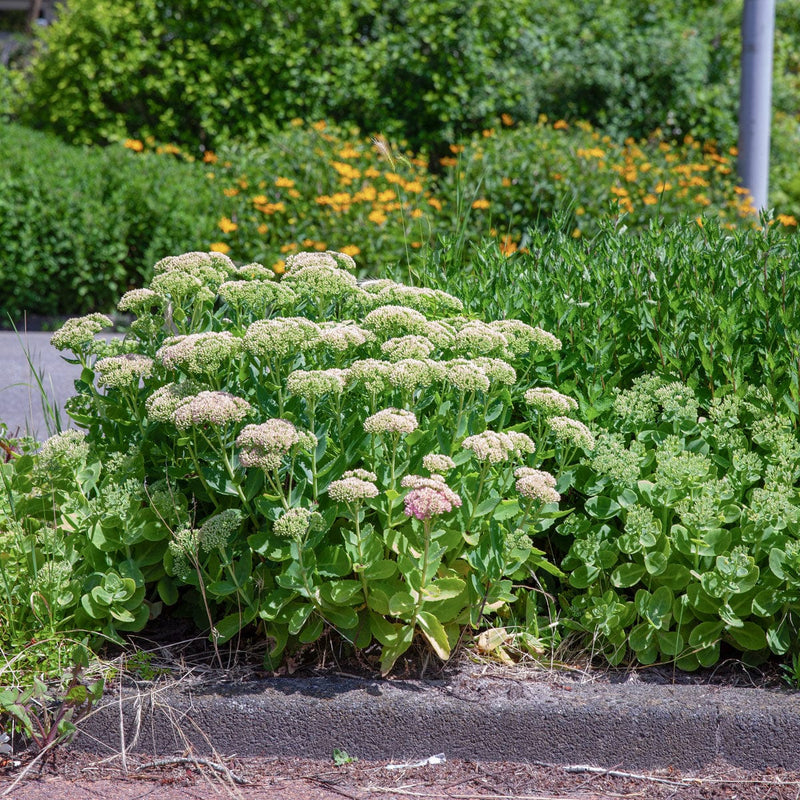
[402,474,462,521]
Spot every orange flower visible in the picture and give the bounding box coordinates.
[312,121,326,131]
[210,242,230,254]
[275,177,295,188]
[378,190,396,203]
[273,260,286,274]
[472,198,490,210]
[410,208,423,218]
[427,197,442,211]
[252,195,269,205]
[368,209,388,225]
[553,119,569,130]
[501,113,514,126]
[340,245,361,257]
[257,224,268,235]
[777,214,798,227]
[403,180,424,193]
[124,139,144,152]
[218,217,238,233]
[280,242,299,253]
[203,151,218,164]
[223,187,239,197]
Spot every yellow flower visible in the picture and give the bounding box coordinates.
[410,208,423,218]
[203,151,218,164]
[378,189,396,203]
[694,193,711,207]
[340,245,361,257]
[553,119,569,130]
[499,235,517,256]
[572,228,582,238]
[312,121,327,131]
[643,194,658,206]
[403,180,424,193]
[364,167,381,178]
[275,177,295,188]
[482,128,495,138]
[427,197,442,211]
[218,217,238,233]
[280,243,299,253]
[332,161,361,180]
[472,198,490,210]
[124,139,144,152]
[223,187,239,197]
[369,209,388,225]
[501,177,512,188]
[695,217,704,228]
[655,182,673,193]
[777,214,798,227]
[252,195,269,205]
[273,260,286,274]
[206,173,215,180]
[257,224,268,235]
[501,113,514,126]
[338,146,360,159]
[290,118,304,127]
[210,242,230,254]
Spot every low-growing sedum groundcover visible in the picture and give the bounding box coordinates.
[5,249,591,674]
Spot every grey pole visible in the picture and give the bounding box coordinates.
[737,0,776,212]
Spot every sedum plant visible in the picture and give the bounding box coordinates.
[561,375,800,670]
[4,249,593,674]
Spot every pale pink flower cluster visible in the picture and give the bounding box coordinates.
[388,359,444,392]
[462,430,535,463]
[218,279,296,310]
[327,469,380,503]
[236,419,315,470]
[363,305,428,336]
[117,288,162,314]
[443,359,491,393]
[287,368,349,401]
[145,381,201,422]
[95,353,154,388]
[525,387,579,416]
[346,359,394,394]
[153,250,235,287]
[548,416,596,451]
[381,335,435,361]
[452,320,510,356]
[50,313,113,351]
[473,357,516,385]
[244,317,320,360]
[317,322,375,352]
[401,474,462,521]
[514,467,560,504]
[156,331,241,375]
[283,262,359,297]
[422,453,456,473]
[364,407,419,436]
[171,390,251,429]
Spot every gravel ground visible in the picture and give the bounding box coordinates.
[5,750,800,800]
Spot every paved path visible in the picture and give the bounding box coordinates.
[0,331,81,441]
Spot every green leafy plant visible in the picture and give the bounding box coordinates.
[332,747,357,766]
[8,248,589,674]
[558,376,800,670]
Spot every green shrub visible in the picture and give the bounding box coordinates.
[1,248,588,672]
[404,220,800,419]
[560,376,800,670]
[15,0,787,153]
[0,124,222,322]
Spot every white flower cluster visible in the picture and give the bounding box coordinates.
[364,407,419,435]
[37,429,89,471]
[283,262,359,299]
[145,381,201,423]
[327,469,380,503]
[514,467,560,504]
[346,359,394,394]
[452,320,510,357]
[285,250,357,273]
[218,279,298,311]
[150,269,213,303]
[388,358,444,392]
[153,250,235,288]
[117,288,162,314]
[472,357,516,385]
[50,313,113,352]
[363,305,428,337]
[95,353,154,388]
[273,506,314,539]
[443,359,491,393]
[317,322,375,352]
[422,453,456,473]
[287,368,349,401]
[548,416,596,452]
[156,331,241,375]
[524,387,579,416]
[236,419,316,470]
[171,390,251,429]
[244,317,320,360]
[462,429,536,463]
[235,263,276,280]
[381,335,435,361]
[364,282,463,316]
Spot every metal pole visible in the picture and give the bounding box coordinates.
[737,0,776,212]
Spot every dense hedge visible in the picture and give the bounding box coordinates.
[13,0,783,152]
[0,124,221,323]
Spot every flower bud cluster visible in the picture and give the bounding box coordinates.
[525,387,579,416]
[153,251,235,288]
[283,262,360,299]
[171,391,251,429]
[236,263,276,280]
[443,358,491,393]
[117,288,162,314]
[145,381,201,423]
[317,322,375,352]
[156,331,241,375]
[150,270,211,302]
[422,453,456,473]
[401,473,462,520]
[236,419,316,470]
[452,320,510,356]
[287,368,349,401]
[489,320,561,355]
[388,358,444,392]
[346,359,394,394]
[364,407,419,435]
[50,313,113,352]
[218,279,298,311]
[367,283,463,316]
[514,467,560,504]
[198,508,244,552]
[381,335,435,361]
[463,429,535,463]
[37,429,89,471]
[273,506,315,540]
[95,353,154,388]
[548,416,596,452]
[244,317,321,360]
[363,305,428,337]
